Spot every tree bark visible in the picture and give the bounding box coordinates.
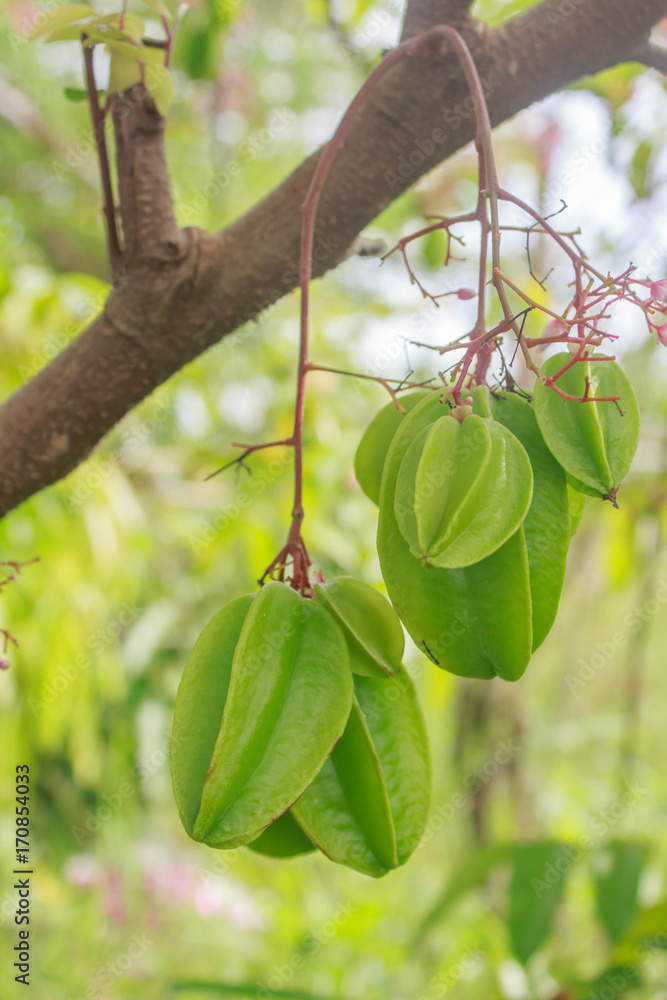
[0,0,664,517]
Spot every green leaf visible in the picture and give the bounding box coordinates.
[145,64,175,116]
[593,840,647,943]
[87,28,139,43]
[120,13,146,43]
[63,87,89,102]
[29,4,94,39]
[414,843,516,944]
[620,898,667,953]
[44,25,87,42]
[509,841,573,964]
[569,965,643,1000]
[84,13,146,42]
[107,49,143,96]
[141,0,173,20]
[105,37,143,59]
[169,982,341,999]
[628,139,653,200]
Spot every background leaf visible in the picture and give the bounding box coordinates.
[593,840,647,943]
[509,841,573,964]
[29,3,93,39]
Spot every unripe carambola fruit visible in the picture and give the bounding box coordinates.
[170,581,353,849]
[472,386,570,652]
[377,391,533,680]
[291,671,431,878]
[533,354,640,505]
[354,391,429,505]
[247,811,316,859]
[393,410,533,569]
[313,576,404,679]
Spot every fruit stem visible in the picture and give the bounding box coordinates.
[283,25,482,592]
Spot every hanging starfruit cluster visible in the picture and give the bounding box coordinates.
[171,578,431,877]
[171,354,638,876]
[355,356,640,682]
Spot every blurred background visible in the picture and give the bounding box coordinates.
[1,0,666,997]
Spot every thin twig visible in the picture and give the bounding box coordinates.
[82,42,122,269]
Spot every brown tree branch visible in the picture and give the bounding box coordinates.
[635,40,667,72]
[0,0,664,518]
[111,84,188,265]
[401,0,475,40]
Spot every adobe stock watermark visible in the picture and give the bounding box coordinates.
[188,447,293,553]
[384,71,502,192]
[47,70,181,182]
[17,282,119,384]
[27,602,142,716]
[580,915,667,997]
[71,731,187,846]
[566,579,667,692]
[530,781,648,898]
[545,0,589,27]
[177,109,295,225]
[255,899,358,998]
[65,933,153,1000]
[8,0,75,50]
[544,128,611,207]
[71,783,136,847]
[416,944,483,999]
[422,739,521,843]
[65,396,173,508]
[585,966,640,1000]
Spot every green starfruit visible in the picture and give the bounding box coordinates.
[377,392,533,680]
[393,411,533,569]
[247,811,315,859]
[171,581,354,850]
[533,354,640,504]
[567,484,586,539]
[473,387,571,651]
[354,391,430,505]
[291,671,431,877]
[314,576,404,679]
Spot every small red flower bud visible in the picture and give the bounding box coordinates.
[544,319,567,338]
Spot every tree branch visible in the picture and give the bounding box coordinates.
[634,40,667,73]
[0,0,663,518]
[401,0,475,40]
[111,84,188,266]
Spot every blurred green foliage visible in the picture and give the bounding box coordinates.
[1,0,667,997]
